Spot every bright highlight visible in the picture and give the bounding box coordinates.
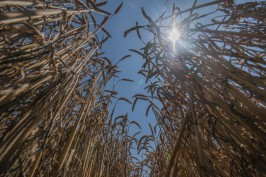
[168,28,180,43]
[168,28,180,54]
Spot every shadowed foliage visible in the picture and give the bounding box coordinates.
[125,1,266,176]
[0,1,129,177]
[0,0,266,177]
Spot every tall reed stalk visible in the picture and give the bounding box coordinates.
[0,1,127,176]
[126,1,266,176]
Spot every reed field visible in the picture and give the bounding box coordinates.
[0,0,265,177]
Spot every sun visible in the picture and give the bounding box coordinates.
[167,28,180,54]
[168,28,180,43]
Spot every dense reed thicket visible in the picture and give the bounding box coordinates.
[0,1,128,177]
[125,1,266,176]
[0,0,266,177]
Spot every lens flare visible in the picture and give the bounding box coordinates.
[168,28,180,54]
[168,28,180,43]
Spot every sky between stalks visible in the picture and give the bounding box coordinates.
[96,0,260,140]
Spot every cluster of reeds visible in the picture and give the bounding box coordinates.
[126,1,266,176]
[0,1,128,176]
[1,0,265,176]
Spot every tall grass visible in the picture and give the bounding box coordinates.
[126,1,266,176]
[1,0,265,177]
[0,1,127,176]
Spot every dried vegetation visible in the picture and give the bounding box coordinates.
[0,0,127,177]
[125,1,266,176]
[0,0,266,177]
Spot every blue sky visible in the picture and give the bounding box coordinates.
[90,0,264,168]
[100,0,210,134]
[100,0,183,136]
[96,0,260,138]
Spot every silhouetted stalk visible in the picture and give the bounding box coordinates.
[0,1,128,177]
[126,1,266,176]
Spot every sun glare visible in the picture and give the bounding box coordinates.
[168,28,180,54]
[168,28,180,43]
